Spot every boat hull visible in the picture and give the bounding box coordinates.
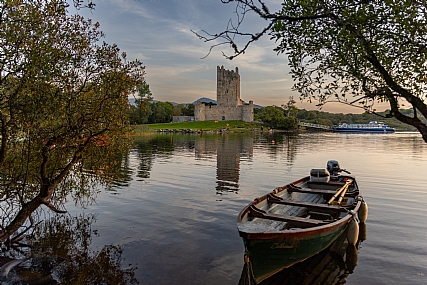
[242,218,349,283]
[333,127,395,133]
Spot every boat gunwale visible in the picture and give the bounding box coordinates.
[237,176,362,240]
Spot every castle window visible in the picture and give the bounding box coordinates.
[222,116,225,121]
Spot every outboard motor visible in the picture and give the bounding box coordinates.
[327,160,340,175]
[327,160,351,180]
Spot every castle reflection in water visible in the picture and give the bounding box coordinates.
[195,134,253,194]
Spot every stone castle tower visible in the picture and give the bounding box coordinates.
[217,66,241,108]
[195,66,253,122]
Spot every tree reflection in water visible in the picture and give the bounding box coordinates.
[0,213,137,285]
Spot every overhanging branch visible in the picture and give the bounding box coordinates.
[196,0,333,59]
[42,200,67,214]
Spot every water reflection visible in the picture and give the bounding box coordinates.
[240,223,367,285]
[133,135,176,180]
[0,214,137,285]
[129,133,300,195]
[261,132,299,163]
[194,134,254,194]
[104,152,134,190]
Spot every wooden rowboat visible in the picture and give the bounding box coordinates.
[237,161,368,284]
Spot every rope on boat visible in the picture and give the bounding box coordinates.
[238,251,255,285]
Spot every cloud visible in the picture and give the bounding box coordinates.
[73,0,312,107]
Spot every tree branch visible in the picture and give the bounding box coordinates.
[41,200,67,214]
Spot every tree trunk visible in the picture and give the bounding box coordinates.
[0,196,43,243]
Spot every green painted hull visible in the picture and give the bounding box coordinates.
[245,223,348,283]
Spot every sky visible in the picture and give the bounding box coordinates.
[73,0,377,114]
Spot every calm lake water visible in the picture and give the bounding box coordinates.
[12,131,427,284]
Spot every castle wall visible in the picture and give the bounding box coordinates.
[194,101,206,121]
[219,107,244,121]
[242,101,254,122]
[205,106,219,121]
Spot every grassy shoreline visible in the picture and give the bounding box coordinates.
[132,120,263,135]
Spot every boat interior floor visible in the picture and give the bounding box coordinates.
[248,205,331,228]
[288,184,359,197]
[267,193,352,213]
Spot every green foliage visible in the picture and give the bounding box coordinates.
[0,0,144,243]
[280,116,300,129]
[172,104,194,116]
[257,106,299,130]
[282,96,298,117]
[129,82,153,124]
[182,104,195,116]
[149,101,174,123]
[173,104,185,116]
[269,1,427,104]
[130,98,194,125]
[256,105,418,131]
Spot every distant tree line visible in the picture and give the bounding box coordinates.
[128,83,194,124]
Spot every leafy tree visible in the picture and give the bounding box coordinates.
[281,116,299,129]
[149,101,174,123]
[172,103,195,117]
[182,104,195,116]
[257,106,298,129]
[257,106,282,126]
[254,107,263,121]
[197,0,427,142]
[282,96,298,117]
[137,82,154,122]
[173,104,185,116]
[129,82,153,124]
[0,0,144,243]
